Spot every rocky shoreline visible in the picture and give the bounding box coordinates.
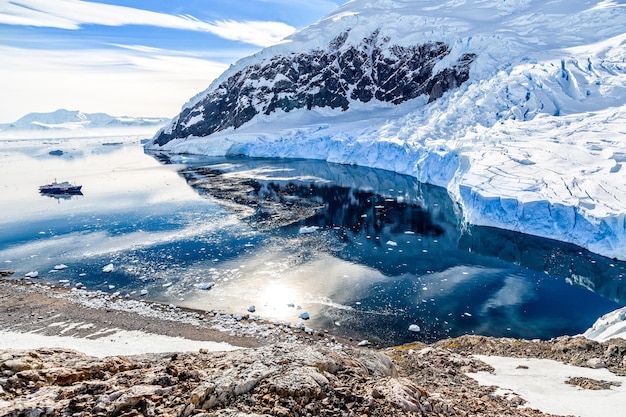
[1,277,626,416]
[0,278,352,349]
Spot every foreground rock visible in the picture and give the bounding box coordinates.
[4,334,625,417]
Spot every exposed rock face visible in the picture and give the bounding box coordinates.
[0,344,447,417]
[154,32,475,146]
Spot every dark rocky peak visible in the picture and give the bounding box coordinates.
[154,31,475,146]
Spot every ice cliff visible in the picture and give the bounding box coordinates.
[146,0,626,260]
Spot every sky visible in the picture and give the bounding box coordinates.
[0,0,348,123]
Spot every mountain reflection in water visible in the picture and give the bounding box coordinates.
[151,153,625,345]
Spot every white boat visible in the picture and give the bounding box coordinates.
[39,180,82,194]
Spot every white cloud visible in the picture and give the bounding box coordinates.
[0,0,296,46]
[206,19,296,47]
[0,45,230,122]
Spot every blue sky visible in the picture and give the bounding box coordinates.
[0,0,347,123]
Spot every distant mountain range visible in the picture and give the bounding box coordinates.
[0,109,169,132]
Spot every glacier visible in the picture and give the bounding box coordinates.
[146,0,626,261]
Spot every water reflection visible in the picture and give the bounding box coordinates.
[150,153,625,344]
[39,191,83,201]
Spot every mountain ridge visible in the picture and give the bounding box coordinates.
[1,109,169,132]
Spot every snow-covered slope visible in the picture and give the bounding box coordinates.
[1,109,169,132]
[146,0,626,260]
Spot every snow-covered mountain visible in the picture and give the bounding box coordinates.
[146,0,626,261]
[1,109,169,132]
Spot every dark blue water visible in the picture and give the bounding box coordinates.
[1,137,624,345]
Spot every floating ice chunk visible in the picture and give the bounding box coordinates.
[298,226,318,234]
[195,282,215,290]
[108,285,116,290]
[463,312,473,317]
[162,282,173,288]
[386,240,398,246]
[24,271,38,278]
[54,264,68,270]
[75,282,84,289]
[248,305,256,313]
[78,273,86,277]
[102,263,114,273]
[140,289,148,296]
[299,311,310,320]
[408,324,421,333]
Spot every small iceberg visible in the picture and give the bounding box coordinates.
[408,324,421,333]
[53,264,68,270]
[298,226,318,235]
[24,271,39,278]
[195,282,215,290]
[102,263,114,273]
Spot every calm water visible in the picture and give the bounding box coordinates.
[1,135,624,345]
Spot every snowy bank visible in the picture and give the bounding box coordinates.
[468,355,626,417]
[0,330,238,358]
[146,0,626,260]
[584,306,626,343]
